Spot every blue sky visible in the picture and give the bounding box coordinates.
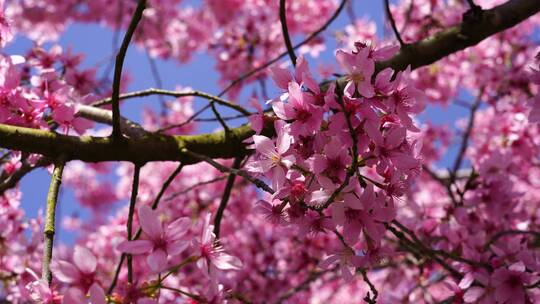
[4,0,465,243]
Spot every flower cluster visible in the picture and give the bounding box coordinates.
[247,45,424,277]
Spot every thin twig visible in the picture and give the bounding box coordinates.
[110,0,147,139]
[126,164,142,284]
[160,285,204,302]
[214,157,243,239]
[0,157,50,195]
[422,164,458,206]
[150,163,183,209]
[451,89,483,183]
[360,269,378,304]
[218,0,348,97]
[164,176,227,202]
[210,102,231,133]
[384,0,405,46]
[92,88,250,116]
[41,158,66,285]
[181,149,274,194]
[144,50,167,115]
[385,223,463,279]
[279,0,297,66]
[484,230,540,250]
[195,113,255,122]
[272,269,334,304]
[393,220,489,269]
[157,104,211,133]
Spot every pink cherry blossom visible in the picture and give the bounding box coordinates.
[332,184,390,245]
[118,205,190,273]
[336,47,375,98]
[312,137,352,187]
[50,246,98,292]
[272,81,324,136]
[492,262,533,304]
[320,245,363,282]
[246,120,295,189]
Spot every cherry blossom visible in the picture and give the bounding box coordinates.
[118,205,190,273]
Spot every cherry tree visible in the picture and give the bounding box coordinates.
[1,0,540,303]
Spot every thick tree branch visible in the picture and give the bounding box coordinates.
[0,123,258,164]
[76,104,148,137]
[373,0,540,74]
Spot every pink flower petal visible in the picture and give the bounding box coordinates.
[117,240,153,254]
[51,260,80,284]
[320,254,339,269]
[463,287,484,303]
[459,272,475,289]
[63,288,86,303]
[73,246,97,274]
[89,283,107,304]
[252,135,277,158]
[167,240,189,256]
[213,253,242,270]
[147,249,168,273]
[269,66,291,90]
[166,217,191,239]
[138,205,163,239]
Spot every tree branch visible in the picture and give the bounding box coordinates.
[360,269,378,304]
[91,88,250,116]
[450,89,483,182]
[213,156,243,239]
[164,176,227,202]
[111,0,147,139]
[372,0,540,74]
[182,149,274,194]
[126,164,141,284]
[384,0,405,46]
[279,0,297,66]
[0,123,258,164]
[272,269,333,304]
[41,158,66,285]
[76,104,148,138]
[0,157,50,194]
